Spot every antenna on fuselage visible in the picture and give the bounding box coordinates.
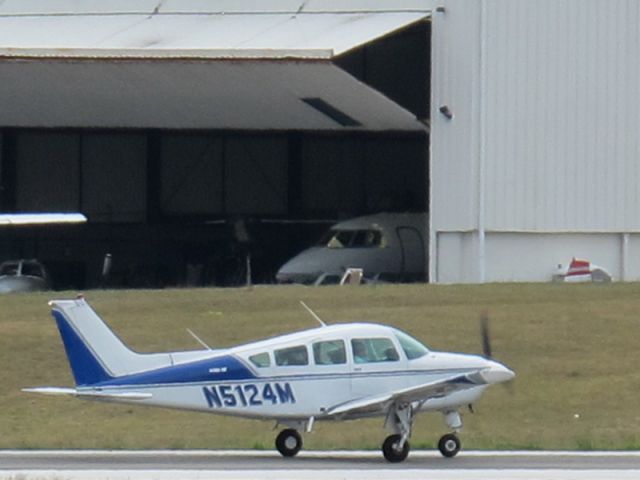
[300,301,327,327]
[187,328,212,350]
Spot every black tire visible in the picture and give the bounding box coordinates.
[275,429,302,457]
[382,434,410,463]
[438,433,461,458]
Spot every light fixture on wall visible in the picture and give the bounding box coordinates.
[436,6,446,13]
[439,105,454,120]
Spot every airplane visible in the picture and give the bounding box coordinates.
[552,257,612,283]
[24,297,515,462]
[0,258,50,293]
[0,213,87,293]
[276,212,427,285]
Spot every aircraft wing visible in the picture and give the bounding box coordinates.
[22,387,152,400]
[323,372,481,418]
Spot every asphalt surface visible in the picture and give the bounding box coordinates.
[1,450,639,471]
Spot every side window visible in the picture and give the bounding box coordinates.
[249,352,270,368]
[274,345,309,366]
[352,230,384,248]
[323,229,384,249]
[313,340,346,365]
[327,230,353,249]
[351,338,399,364]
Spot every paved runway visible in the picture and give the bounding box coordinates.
[1,450,639,480]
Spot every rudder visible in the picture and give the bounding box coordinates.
[53,308,114,385]
[50,298,171,386]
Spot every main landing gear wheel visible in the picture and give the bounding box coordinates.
[276,429,302,457]
[438,433,461,458]
[382,434,410,463]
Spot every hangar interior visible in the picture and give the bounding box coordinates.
[0,8,431,289]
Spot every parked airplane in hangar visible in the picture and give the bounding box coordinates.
[276,213,427,285]
[0,213,87,293]
[24,297,514,462]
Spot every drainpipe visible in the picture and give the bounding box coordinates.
[621,233,629,281]
[477,0,488,283]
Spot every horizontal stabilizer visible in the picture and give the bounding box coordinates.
[22,387,152,400]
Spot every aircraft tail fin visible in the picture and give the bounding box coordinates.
[51,298,171,386]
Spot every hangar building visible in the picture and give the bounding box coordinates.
[0,0,637,286]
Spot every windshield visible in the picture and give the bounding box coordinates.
[394,329,429,360]
[0,262,19,275]
[22,262,44,277]
[318,229,384,249]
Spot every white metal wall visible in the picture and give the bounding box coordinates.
[431,0,482,233]
[431,0,640,282]
[437,231,640,283]
[483,0,640,232]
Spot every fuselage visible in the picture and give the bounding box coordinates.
[82,323,511,420]
[276,213,428,284]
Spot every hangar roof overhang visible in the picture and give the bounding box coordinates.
[0,58,426,131]
[0,0,432,132]
[0,0,433,59]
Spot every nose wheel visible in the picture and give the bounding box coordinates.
[275,429,302,457]
[438,433,461,458]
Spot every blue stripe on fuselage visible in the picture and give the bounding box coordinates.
[92,367,475,390]
[93,355,256,387]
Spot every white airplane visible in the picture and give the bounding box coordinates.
[276,213,427,285]
[0,213,87,293]
[24,297,514,462]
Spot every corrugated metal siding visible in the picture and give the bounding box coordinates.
[482,0,640,232]
[430,1,482,232]
[433,0,640,233]
[437,231,626,283]
[431,0,640,282]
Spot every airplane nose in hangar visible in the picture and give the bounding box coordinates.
[481,362,515,384]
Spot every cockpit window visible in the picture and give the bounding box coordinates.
[351,338,399,363]
[313,340,346,365]
[0,263,19,275]
[319,229,384,249]
[274,345,309,366]
[249,352,270,368]
[22,263,44,277]
[394,330,430,360]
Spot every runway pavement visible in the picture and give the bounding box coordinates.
[1,450,639,480]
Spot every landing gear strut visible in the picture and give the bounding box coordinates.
[381,403,413,463]
[275,429,302,457]
[438,410,463,458]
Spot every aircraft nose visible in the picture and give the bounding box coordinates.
[481,361,515,384]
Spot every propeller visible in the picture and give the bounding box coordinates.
[479,311,515,394]
[480,311,492,359]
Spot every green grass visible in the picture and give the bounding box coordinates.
[2,283,640,450]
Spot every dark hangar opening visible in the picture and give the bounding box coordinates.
[0,19,431,289]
